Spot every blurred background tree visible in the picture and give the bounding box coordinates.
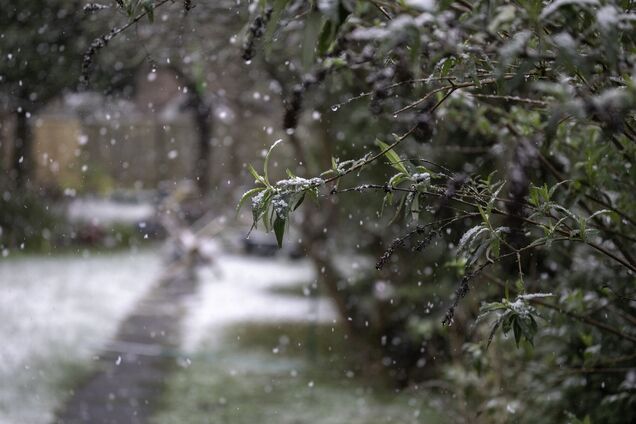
[0,0,102,188]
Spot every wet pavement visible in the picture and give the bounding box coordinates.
[55,269,198,424]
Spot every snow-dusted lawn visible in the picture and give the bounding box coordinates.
[0,248,160,424]
[66,197,155,225]
[154,255,445,424]
[181,254,338,352]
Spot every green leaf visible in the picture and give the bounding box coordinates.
[142,0,154,22]
[579,332,594,347]
[124,0,136,16]
[302,12,323,70]
[375,139,409,174]
[262,207,273,232]
[411,193,420,221]
[247,164,267,186]
[486,318,503,350]
[316,2,351,56]
[513,317,522,347]
[549,180,571,198]
[587,209,611,222]
[439,57,455,77]
[487,4,516,33]
[415,165,432,174]
[252,189,273,229]
[389,172,408,187]
[577,217,587,241]
[380,191,393,218]
[458,225,488,255]
[264,139,283,184]
[467,240,489,266]
[490,237,500,258]
[263,0,291,56]
[317,19,335,56]
[237,187,266,213]
[274,216,285,248]
[487,181,505,215]
[293,193,306,211]
[502,314,513,334]
[477,205,489,224]
[529,187,540,207]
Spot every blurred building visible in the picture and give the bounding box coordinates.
[2,67,200,193]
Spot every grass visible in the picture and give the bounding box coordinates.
[266,281,326,298]
[0,248,161,424]
[152,322,447,424]
[0,349,94,424]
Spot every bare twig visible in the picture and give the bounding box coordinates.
[80,0,173,87]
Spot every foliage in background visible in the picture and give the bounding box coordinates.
[0,187,60,251]
[0,0,104,187]
[239,0,636,422]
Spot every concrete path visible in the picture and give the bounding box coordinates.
[55,269,198,424]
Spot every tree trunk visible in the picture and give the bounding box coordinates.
[166,65,213,196]
[193,102,211,194]
[12,109,31,189]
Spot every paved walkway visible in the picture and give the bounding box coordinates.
[55,269,198,424]
[53,251,332,424]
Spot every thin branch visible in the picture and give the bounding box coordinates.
[80,0,173,87]
[370,0,392,19]
[468,93,547,107]
[537,150,636,227]
[330,180,636,274]
[393,77,515,116]
[532,298,636,344]
[323,125,417,185]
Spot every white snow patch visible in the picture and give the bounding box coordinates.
[181,255,337,352]
[67,198,155,225]
[0,249,160,424]
[405,0,435,11]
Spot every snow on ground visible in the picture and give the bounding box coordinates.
[0,244,339,423]
[181,254,338,352]
[66,197,155,225]
[0,248,160,424]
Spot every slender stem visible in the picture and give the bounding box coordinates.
[81,0,173,85]
[332,181,636,273]
[468,93,547,107]
[324,126,417,184]
[532,298,636,344]
[370,0,392,19]
[393,77,516,116]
